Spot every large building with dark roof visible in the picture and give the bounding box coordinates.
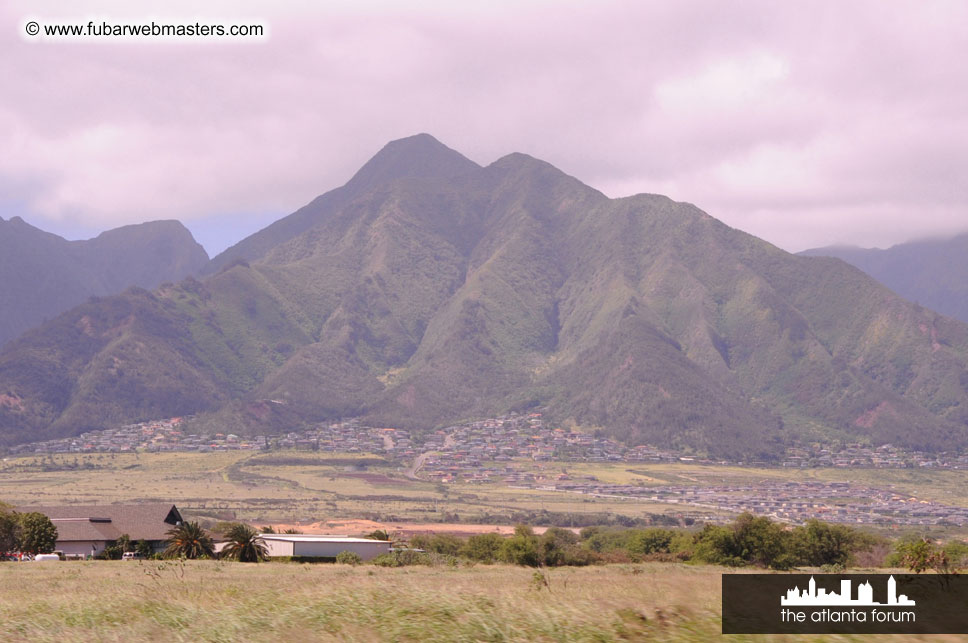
[18,504,183,557]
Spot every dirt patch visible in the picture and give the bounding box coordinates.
[0,393,24,411]
[854,400,897,428]
[75,315,96,337]
[338,472,401,485]
[266,519,575,538]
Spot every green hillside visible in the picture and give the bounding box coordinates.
[3,135,968,458]
[801,233,968,323]
[0,217,209,347]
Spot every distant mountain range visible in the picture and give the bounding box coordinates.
[2,134,968,458]
[801,234,968,324]
[0,217,209,347]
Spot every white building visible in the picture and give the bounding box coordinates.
[256,534,391,560]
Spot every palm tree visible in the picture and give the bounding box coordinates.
[220,523,268,562]
[163,521,214,559]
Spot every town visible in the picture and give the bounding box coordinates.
[518,479,968,528]
[7,413,968,472]
[6,413,968,529]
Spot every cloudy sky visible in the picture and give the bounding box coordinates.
[3,0,966,256]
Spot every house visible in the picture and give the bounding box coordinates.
[18,503,184,558]
[252,534,391,560]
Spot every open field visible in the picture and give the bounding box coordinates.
[4,452,968,537]
[0,560,961,642]
[0,452,719,528]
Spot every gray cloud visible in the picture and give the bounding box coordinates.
[2,0,966,253]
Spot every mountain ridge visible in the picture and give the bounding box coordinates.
[801,232,968,323]
[0,216,209,347]
[2,136,968,458]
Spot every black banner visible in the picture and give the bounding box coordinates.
[722,574,968,634]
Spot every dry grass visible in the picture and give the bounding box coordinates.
[1,561,964,642]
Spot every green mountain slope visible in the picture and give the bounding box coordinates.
[801,233,968,323]
[0,217,209,347]
[2,135,968,458]
[204,133,481,275]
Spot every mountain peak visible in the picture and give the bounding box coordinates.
[485,152,602,200]
[492,151,540,164]
[5,215,33,229]
[92,219,199,241]
[346,133,481,191]
[487,152,564,175]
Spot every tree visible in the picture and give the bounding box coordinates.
[17,512,57,555]
[792,519,867,568]
[0,504,20,556]
[692,524,744,567]
[221,523,268,562]
[364,529,390,541]
[164,521,215,559]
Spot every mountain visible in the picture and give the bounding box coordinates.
[204,133,481,274]
[2,134,968,458]
[0,217,209,347]
[801,233,968,323]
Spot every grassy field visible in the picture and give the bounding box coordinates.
[1,560,960,642]
[0,452,719,527]
[4,453,968,640]
[3,452,968,537]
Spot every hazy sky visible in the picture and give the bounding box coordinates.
[3,0,966,255]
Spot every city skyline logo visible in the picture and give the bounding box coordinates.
[781,575,915,607]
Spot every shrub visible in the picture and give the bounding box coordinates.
[408,534,431,550]
[581,526,678,560]
[500,525,541,567]
[627,529,676,556]
[424,534,463,556]
[98,543,124,560]
[371,550,431,567]
[460,533,504,563]
[335,551,362,565]
[791,519,875,568]
[135,539,153,558]
[539,527,597,566]
[732,513,797,570]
